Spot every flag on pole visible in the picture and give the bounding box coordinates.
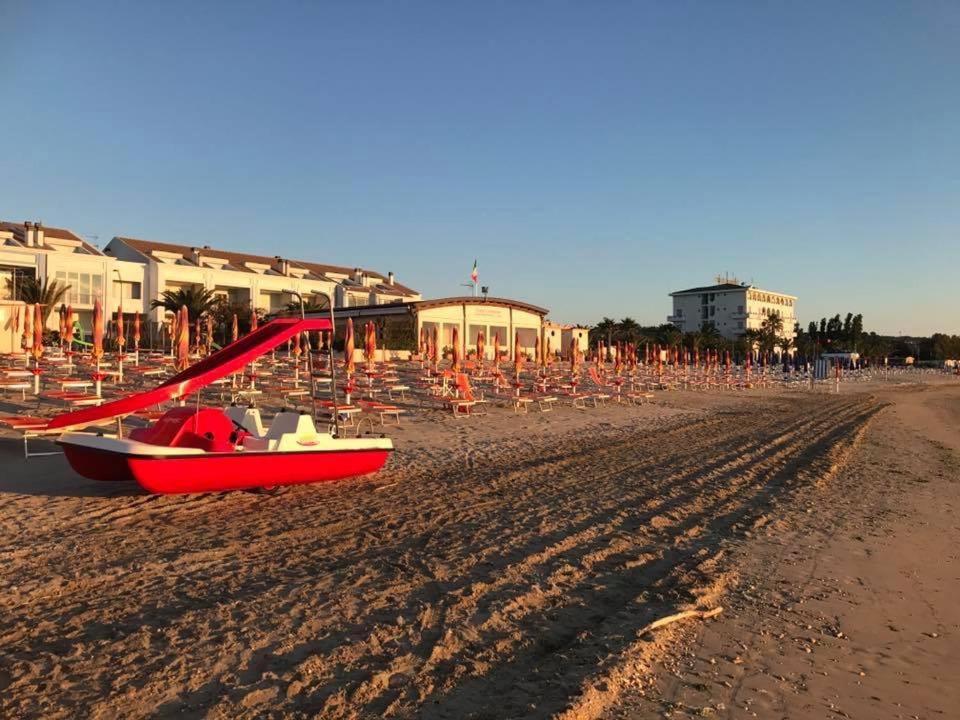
[470,259,478,283]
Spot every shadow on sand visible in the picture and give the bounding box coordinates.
[0,437,146,498]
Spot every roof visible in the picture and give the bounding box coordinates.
[326,296,550,317]
[0,221,102,255]
[670,282,796,299]
[108,236,418,295]
[669,282,750,296]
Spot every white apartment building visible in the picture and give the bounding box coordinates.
[1,219,420,337]
[667,279,797,342]
[104,237,420,332]
[1,221,146,331]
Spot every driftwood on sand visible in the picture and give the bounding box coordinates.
[637,606,724,636]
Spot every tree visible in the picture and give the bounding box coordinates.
[151,286,219,321]
[616,317,642,345]
[7,276,71,326]
[589,317,618,357]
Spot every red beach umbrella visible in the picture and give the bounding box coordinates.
[250,311,258,333]
[65,305,74,350]
[477,330,485,368]
[116,305,125,354]
[92,299,104,363]
[514,330,523,379]
[175,306,190,371]
[493,333,500,370]
[32,303,44,361]
[451,325,461,372]
[344,317,355,374]
[231,313,239,344]
[132,312,140,351]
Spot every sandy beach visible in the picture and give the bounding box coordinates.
[1,378,957,719]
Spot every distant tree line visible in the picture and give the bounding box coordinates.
[589,312,960,364]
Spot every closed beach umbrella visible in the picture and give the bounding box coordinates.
[419,326,427,357]
[133,312,140,352]
[116,305,125,353]
[250,311,258,333]
[58,305,66,346]
[176,306,190,371]
[92,299,104,363]
[431,325,439,367]
[231,313,239,344]
[344,317,355,374]
[493,333,500,369]
[535,334,542,369]
[451,326,460,372]
[32,303,44,361]
[571,337,580,375]
[65,305,74,350]
[545,336,552,367]
[514,331,522,379]
[206,314,214,353]
[293,328,302,357]
[364,321,375,368]
[23,303,32,352]
[477,330,485,367]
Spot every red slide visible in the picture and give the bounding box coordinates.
[47,317,332,430]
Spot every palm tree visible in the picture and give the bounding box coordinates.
[616,317,642,344]
[7,276,71,326]
[151,286,219,321]
[590,317,617,359]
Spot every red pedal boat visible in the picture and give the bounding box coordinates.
[47,315,393,493]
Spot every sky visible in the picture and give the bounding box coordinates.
[1,1,958,335]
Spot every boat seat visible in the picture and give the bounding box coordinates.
[264,411,328,452]
[225,405,266,438]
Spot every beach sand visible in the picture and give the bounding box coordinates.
[0,379,957,718]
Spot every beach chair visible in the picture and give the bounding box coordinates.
[359,399,404,425]
[447,373,486,417]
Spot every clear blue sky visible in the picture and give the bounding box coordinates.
[2,1,958,335]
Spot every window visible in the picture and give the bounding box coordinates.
[113,280,142,300]
[710,306,716,317]
[488,325,508,355]
[1,266,34,300]
[737,321,744,329]
[56,270,103,305]
[675,308,683,317]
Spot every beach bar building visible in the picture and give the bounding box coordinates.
[323,296,550,361]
